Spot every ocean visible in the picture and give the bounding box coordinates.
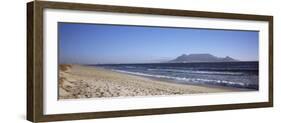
[93,62,259,90]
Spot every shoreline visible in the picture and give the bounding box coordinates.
[110,68,251,91]
[59,64,254,99]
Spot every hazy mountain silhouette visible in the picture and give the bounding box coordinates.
[169,54,238,63]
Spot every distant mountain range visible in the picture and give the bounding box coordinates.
[169,54,238,63]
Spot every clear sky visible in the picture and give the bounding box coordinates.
[58,22,259,64]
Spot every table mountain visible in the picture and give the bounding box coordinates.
[169,54,237,63]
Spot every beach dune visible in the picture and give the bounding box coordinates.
[59,64,242,99]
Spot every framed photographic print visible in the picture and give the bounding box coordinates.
[27,1,273,122]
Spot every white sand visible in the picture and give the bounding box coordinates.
[59,65,245,99]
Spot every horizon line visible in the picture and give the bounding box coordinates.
[59,61,259,65]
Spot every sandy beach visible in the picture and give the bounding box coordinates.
[59,64,246,99]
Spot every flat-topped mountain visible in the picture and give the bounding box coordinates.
[169,54,237,63]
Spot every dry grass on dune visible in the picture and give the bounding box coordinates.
[59,64,95,99]
[58,77,66,87]
[59,64,72,72]
[58,64,72,90]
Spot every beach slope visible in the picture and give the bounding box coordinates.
[59,65,243,99]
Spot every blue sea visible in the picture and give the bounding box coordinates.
[93,62,259,90]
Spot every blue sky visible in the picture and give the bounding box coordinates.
[58,22,259,64]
